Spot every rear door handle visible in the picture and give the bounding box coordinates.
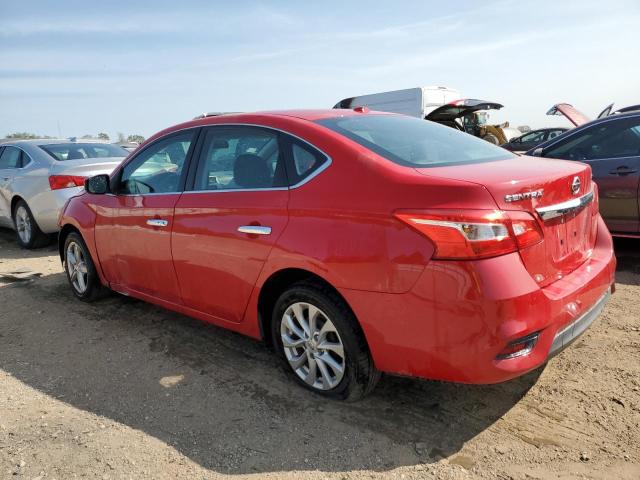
[238,225,272,235]
[609,166,638,176]
[146,219,169,227]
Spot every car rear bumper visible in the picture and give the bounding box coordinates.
[31,187,83,233]
[548,287,610,357]
[340,215,616,384]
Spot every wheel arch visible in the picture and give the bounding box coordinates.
[257,267,366,349]
[10,194,25,216]
[58,223,81,262]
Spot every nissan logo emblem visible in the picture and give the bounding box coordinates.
[571,176,581,195]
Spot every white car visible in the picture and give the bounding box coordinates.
[0,139,127,248]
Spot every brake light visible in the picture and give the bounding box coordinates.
[49,175,86,190]
[395,209,543,260]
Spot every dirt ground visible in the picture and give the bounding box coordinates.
[0,228,639,480]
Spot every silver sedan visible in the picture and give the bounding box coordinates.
[0,140,127,248]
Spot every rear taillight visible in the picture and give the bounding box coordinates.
[395,209,543,260]
[49,175,86,190]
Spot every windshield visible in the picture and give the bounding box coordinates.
[315,115,514,167]
[40,143,128,161]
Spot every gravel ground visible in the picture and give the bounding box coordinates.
[0,228,639,480]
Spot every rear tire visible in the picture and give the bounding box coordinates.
[271,281,380,401]
[63,232,106,302]
[12,199,50,249]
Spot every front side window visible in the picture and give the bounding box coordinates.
[119,131,195,194]
[40,143,128,161]
[0,146,22,169]
[316,114,514,167]
[545,117,640,161]
[193,126,285,190]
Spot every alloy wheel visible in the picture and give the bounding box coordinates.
[66,241,89,294]
[280,301,346,390]
[15,206,32,244]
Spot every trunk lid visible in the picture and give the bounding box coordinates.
[546,103,590,127]
[415,157,598,286]
[425,99,503,122]
[49,157,124,176]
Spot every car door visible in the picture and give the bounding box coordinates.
[0,146,22,226]
[95,129,199,303]
[543,116,640,233]
[171,125,291,323]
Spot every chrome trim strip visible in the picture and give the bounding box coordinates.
[112,122,333,197]
[536,190,594,221]
[238,225,272,235]
[181,187,288,195]
[549,287,611,356]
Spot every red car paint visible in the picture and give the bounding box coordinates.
[59,110,616,384]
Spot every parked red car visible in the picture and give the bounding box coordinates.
[58,110,616,400]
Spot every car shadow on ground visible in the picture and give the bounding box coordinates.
[0,270,543,475]
[0,227,58,261]
[614,237,640,286]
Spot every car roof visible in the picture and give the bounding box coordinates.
[206,109,382,122]
[0,139,109,146]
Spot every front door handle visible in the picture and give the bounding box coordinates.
[238,225,272,235]
[146,219,169,227]
[609,166,638,176]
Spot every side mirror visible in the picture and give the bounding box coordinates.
[85,174,110,194]
[531,147,543,157]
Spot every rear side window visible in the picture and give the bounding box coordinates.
[287,140,328,185]
[193,126,286,190]
[316,114,514,167]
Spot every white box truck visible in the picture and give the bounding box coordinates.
[333,86,461,119]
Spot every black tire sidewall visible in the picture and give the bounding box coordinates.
[271,284,365,400]
[64,232,100,301]
[12,200,47,249]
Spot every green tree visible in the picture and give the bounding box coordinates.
[5,132,39,139]
[98,132,110,141]
[127,134,145,144]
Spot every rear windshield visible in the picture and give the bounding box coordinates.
[316,115,514,167]
[40,143,128,161]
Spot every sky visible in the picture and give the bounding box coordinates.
[1,0,639,139]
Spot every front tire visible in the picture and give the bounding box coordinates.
[12,200,49,249]
[271,281,380,401]
[63,232,105,302]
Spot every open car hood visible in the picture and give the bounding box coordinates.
[425,99,503,122]
[546,103,590,127]
[596,103,614,119]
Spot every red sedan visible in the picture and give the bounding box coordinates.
[58,109,616,400]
